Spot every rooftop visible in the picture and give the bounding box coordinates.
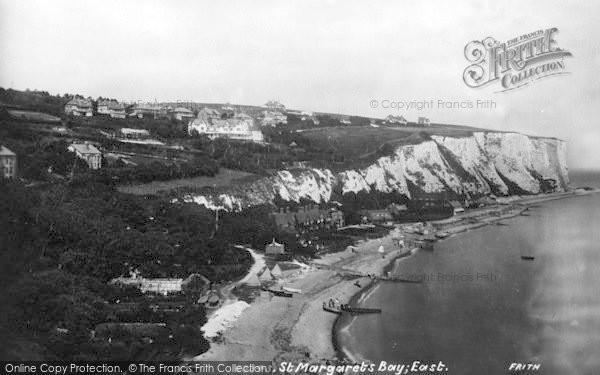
[69,142,101,155]
[173,107,193,114]
[0,145,16,156]
[66,98,92,108]
[121,128,150,135]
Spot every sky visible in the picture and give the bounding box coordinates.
[1,0,599,169]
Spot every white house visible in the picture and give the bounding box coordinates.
[111,271,183,296]
[68,142,102,170]
[263,100,286,112]
[260,110,287,127]
[171,107,195,121]
[65,98,93,117]
[385,115,408,125]
[449,200,465,215]
[418,117,431,126]
[197,108,222,122]
[265,239,285,255]
[129,103,166,119]
[188,117,263,142]
[97,100,126,118]
[120,128,151,139]
[0,145,17,179]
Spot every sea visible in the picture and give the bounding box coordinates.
[337,170,600,375]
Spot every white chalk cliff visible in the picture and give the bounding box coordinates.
[177,132,569,211]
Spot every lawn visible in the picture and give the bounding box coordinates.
[116,168,255,195]
[7,109,61,123]
[298,123,488,169]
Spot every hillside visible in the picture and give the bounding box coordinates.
[293,123,493,170]
[173,131,569,211]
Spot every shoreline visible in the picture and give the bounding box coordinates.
[330,248,415,363]
[332,188,600,362]
[194,189,599,363]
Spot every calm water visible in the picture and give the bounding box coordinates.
[339,172,600,375]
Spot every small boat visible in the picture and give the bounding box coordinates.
[270,289,293,298]
[521,256,535,261]
[322,302,342,314]
[282,286,302,294]
[340,304,382,314]
[435,231,449,239]
[262,286,293,297]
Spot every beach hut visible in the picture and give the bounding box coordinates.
[271,264,283,278]
[244,274,262,287]
[259,267,274,282]
[265,239,285,255]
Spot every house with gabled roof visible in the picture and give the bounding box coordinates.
[0,145,17,179]
[385,115,408,125]
[265,239,285,255]
[197,108,222,121]
[129,103,167,119]
[188,117,264,142]
[171,107,195,122]
[65,98,93,117]
[68,142,102,170]
[260,110,287,127]
[263,100,286,112]
[97,100,126,118]
[418,116,431,126]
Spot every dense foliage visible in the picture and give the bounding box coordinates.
[0,88,69,117]
[0,179,277,360]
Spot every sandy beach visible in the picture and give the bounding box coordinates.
[193,189,598,363]
[194,234,405,362]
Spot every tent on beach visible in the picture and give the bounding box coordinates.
[244,273,262,287]
[258,267,274,282]
[270,264,283,278]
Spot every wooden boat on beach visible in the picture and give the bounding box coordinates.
[340,304,382,314]
[270,289,293,298]
[262,287,293,298]
[282,286,302,294]
[322,302,382,315]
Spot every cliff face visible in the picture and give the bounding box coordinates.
[178,132,569,210]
